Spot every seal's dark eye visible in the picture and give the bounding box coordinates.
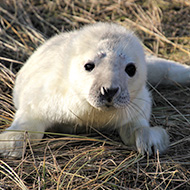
[84,62,95,72]
[125,63,136,77]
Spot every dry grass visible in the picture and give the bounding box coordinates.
[0,0,190,189]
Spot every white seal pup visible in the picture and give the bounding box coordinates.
[0,22,189,158]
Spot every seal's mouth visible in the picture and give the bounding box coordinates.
[87,88,130,110]
[98,101,127,110]
[99,105,118,112]
[105,104,112,108]
[88,100,118,111]
[103,103,115,109]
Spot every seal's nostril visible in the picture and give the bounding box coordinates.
[101,87,119,102]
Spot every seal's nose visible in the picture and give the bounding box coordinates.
[101,87,119,102]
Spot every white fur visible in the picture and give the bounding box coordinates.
[147,56,190,85]
[1,22,188,157]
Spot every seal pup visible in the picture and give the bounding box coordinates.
[0,22,189,158]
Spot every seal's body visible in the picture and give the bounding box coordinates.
[0,23,189,157]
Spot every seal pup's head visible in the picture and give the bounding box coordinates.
[69,23,147,111]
